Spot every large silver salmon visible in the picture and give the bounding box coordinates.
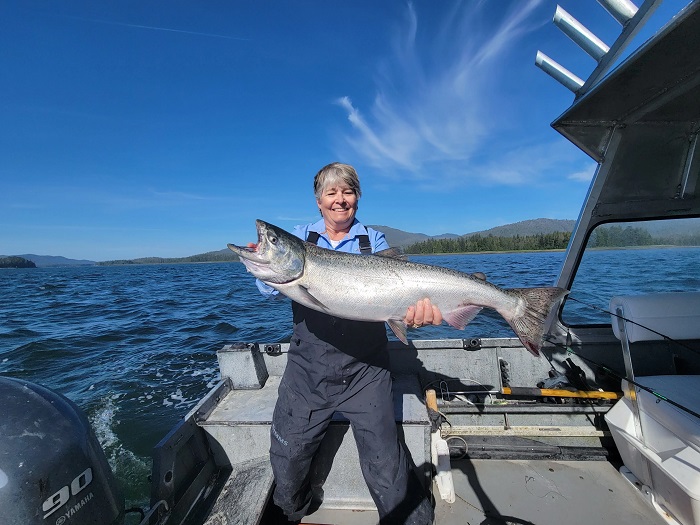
[228,220,567,356]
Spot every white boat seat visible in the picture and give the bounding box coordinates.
[606,292,700,525]
[610,292,700,343]
[608,292,700,439]
[635,375,700,452]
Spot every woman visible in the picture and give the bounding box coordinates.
[255,162,440,524]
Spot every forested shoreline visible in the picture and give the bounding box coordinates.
[404,226,700,254]
[97,251,239,266]
[0,256,36,268]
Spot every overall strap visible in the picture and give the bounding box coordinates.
[357,234,372,254]
[306,231,321,245]
[306,231,372,254]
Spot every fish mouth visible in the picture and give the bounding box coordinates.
[227,242,262,260]
[228,219,304,285]
[227,220,270,264]
[227,242,269,266]
[227,242,271,276]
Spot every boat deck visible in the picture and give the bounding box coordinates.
[299,458,666,525]
[435,458,665,525]
[180,343,670,525]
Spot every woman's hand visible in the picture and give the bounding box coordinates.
[404,298,443,328]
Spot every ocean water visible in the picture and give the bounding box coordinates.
[1,247,698,510]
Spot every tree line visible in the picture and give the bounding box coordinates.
[0,256,36,268]
[405,232,572,254]
[589,225,700,248]
[404,226,700,254]
[97,251,239,266]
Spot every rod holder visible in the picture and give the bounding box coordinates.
[535,51,584,93]
[554,6,610,61]
[597,0,639,26]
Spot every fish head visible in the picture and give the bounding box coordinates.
[227,220,305,284]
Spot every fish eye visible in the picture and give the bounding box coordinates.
[269,235,278,244]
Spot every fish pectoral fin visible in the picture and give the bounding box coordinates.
[444,305,483,330]
[387,319,409,345]
[373,248,407,260]
[296,285,329,312]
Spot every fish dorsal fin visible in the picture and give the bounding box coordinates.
[443,305,483,330]
[374,248,406,260]
[387,319,409,344]
[472,272,487,281]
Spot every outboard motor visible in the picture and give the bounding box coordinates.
[0,376,124,525]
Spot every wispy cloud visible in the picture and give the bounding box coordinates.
[100,188,226,211]
[404,139,581,192]
[276,215,319,224]
[567,165,597,182]
[0,223,164,232]
[335,0,547,182]
[59,15,249,41]
[6,184,223,213]
[151,191,213,201]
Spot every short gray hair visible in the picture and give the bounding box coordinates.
[313,162,362,200]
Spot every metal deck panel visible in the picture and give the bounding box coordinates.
[434,458,665,525]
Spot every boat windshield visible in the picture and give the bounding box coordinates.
[562,217,700,326]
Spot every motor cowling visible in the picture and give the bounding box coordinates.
[0,376,124,525]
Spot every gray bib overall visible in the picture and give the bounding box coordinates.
[269,232,434,524]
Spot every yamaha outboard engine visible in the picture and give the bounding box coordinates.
[0,376,124,524]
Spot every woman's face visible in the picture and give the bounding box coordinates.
[317,183,358,232]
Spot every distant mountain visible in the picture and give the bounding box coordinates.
[98,249,239,266]
[10,254,97,267]
[370,218,575,249]
[464,218,576,238]
[9,218,579,265]
[368,225,460,249]
[635,217,700,236]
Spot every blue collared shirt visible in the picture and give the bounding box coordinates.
[255,218,389,297]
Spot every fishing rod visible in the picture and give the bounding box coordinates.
[543,295,700,420]
[548,337,700,420]
[567,296,700,357]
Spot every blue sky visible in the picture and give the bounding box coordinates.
[1,0,690,261]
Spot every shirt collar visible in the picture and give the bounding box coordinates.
[309,218,367,239]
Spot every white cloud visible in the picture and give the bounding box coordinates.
[275,215,319,223]
[402,139,581,192]
[150,190,218,202]
[567,165,597,182]
[59,15,248,41]
[335,0,546,180]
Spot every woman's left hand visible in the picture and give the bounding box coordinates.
[405,298,443,328]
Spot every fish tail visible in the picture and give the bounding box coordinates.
[504,287,568,356]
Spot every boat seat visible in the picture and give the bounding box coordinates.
[634,375,700,452]
[610,292,700,344]
[606,292,700,525]
[609,291,700,451]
